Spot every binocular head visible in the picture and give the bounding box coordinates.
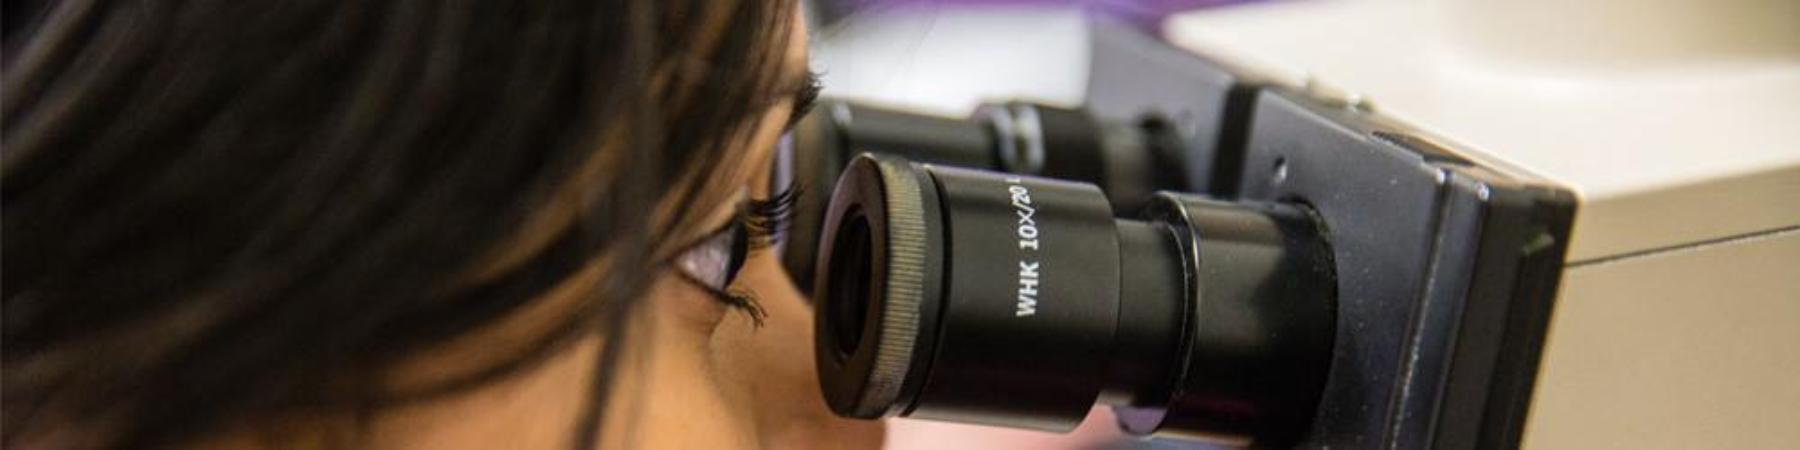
[809,153,1337,445]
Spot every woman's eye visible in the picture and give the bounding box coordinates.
[674,221,751,291]
[668,189,793,326]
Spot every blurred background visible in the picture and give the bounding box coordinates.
[804,0,1231,116]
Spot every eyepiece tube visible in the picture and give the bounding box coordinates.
[778,101,1189,295]
[813,154,1336,445]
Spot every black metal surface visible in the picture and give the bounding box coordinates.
[1226,90,1575,449]
[1081,22,1576,449]
[1231,90,1447,447]
[1083,18,1262,197]
[1115,195,1338,447]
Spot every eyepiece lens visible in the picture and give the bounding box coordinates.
[825,209,875,361]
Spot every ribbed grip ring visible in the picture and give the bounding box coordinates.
[855,156,930,413]
[815,154,943,418]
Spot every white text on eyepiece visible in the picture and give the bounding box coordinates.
[1006,177,1039,317]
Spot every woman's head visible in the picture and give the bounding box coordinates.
[3,1,860,448]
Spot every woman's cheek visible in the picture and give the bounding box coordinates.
[649,272,735,336]
[607,275,758,449]
[708,251,887,450]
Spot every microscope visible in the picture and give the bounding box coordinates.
[786,2,1800,448]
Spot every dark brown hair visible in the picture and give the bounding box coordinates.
[2,0,799,448]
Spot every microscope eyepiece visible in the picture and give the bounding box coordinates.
[813,154,1337,445]
[776,100,1188,295]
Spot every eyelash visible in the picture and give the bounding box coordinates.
[786,71,823,130]
[675,71,818,326]
[682,185,801,327]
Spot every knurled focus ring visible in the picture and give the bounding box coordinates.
[855,156,930,415]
